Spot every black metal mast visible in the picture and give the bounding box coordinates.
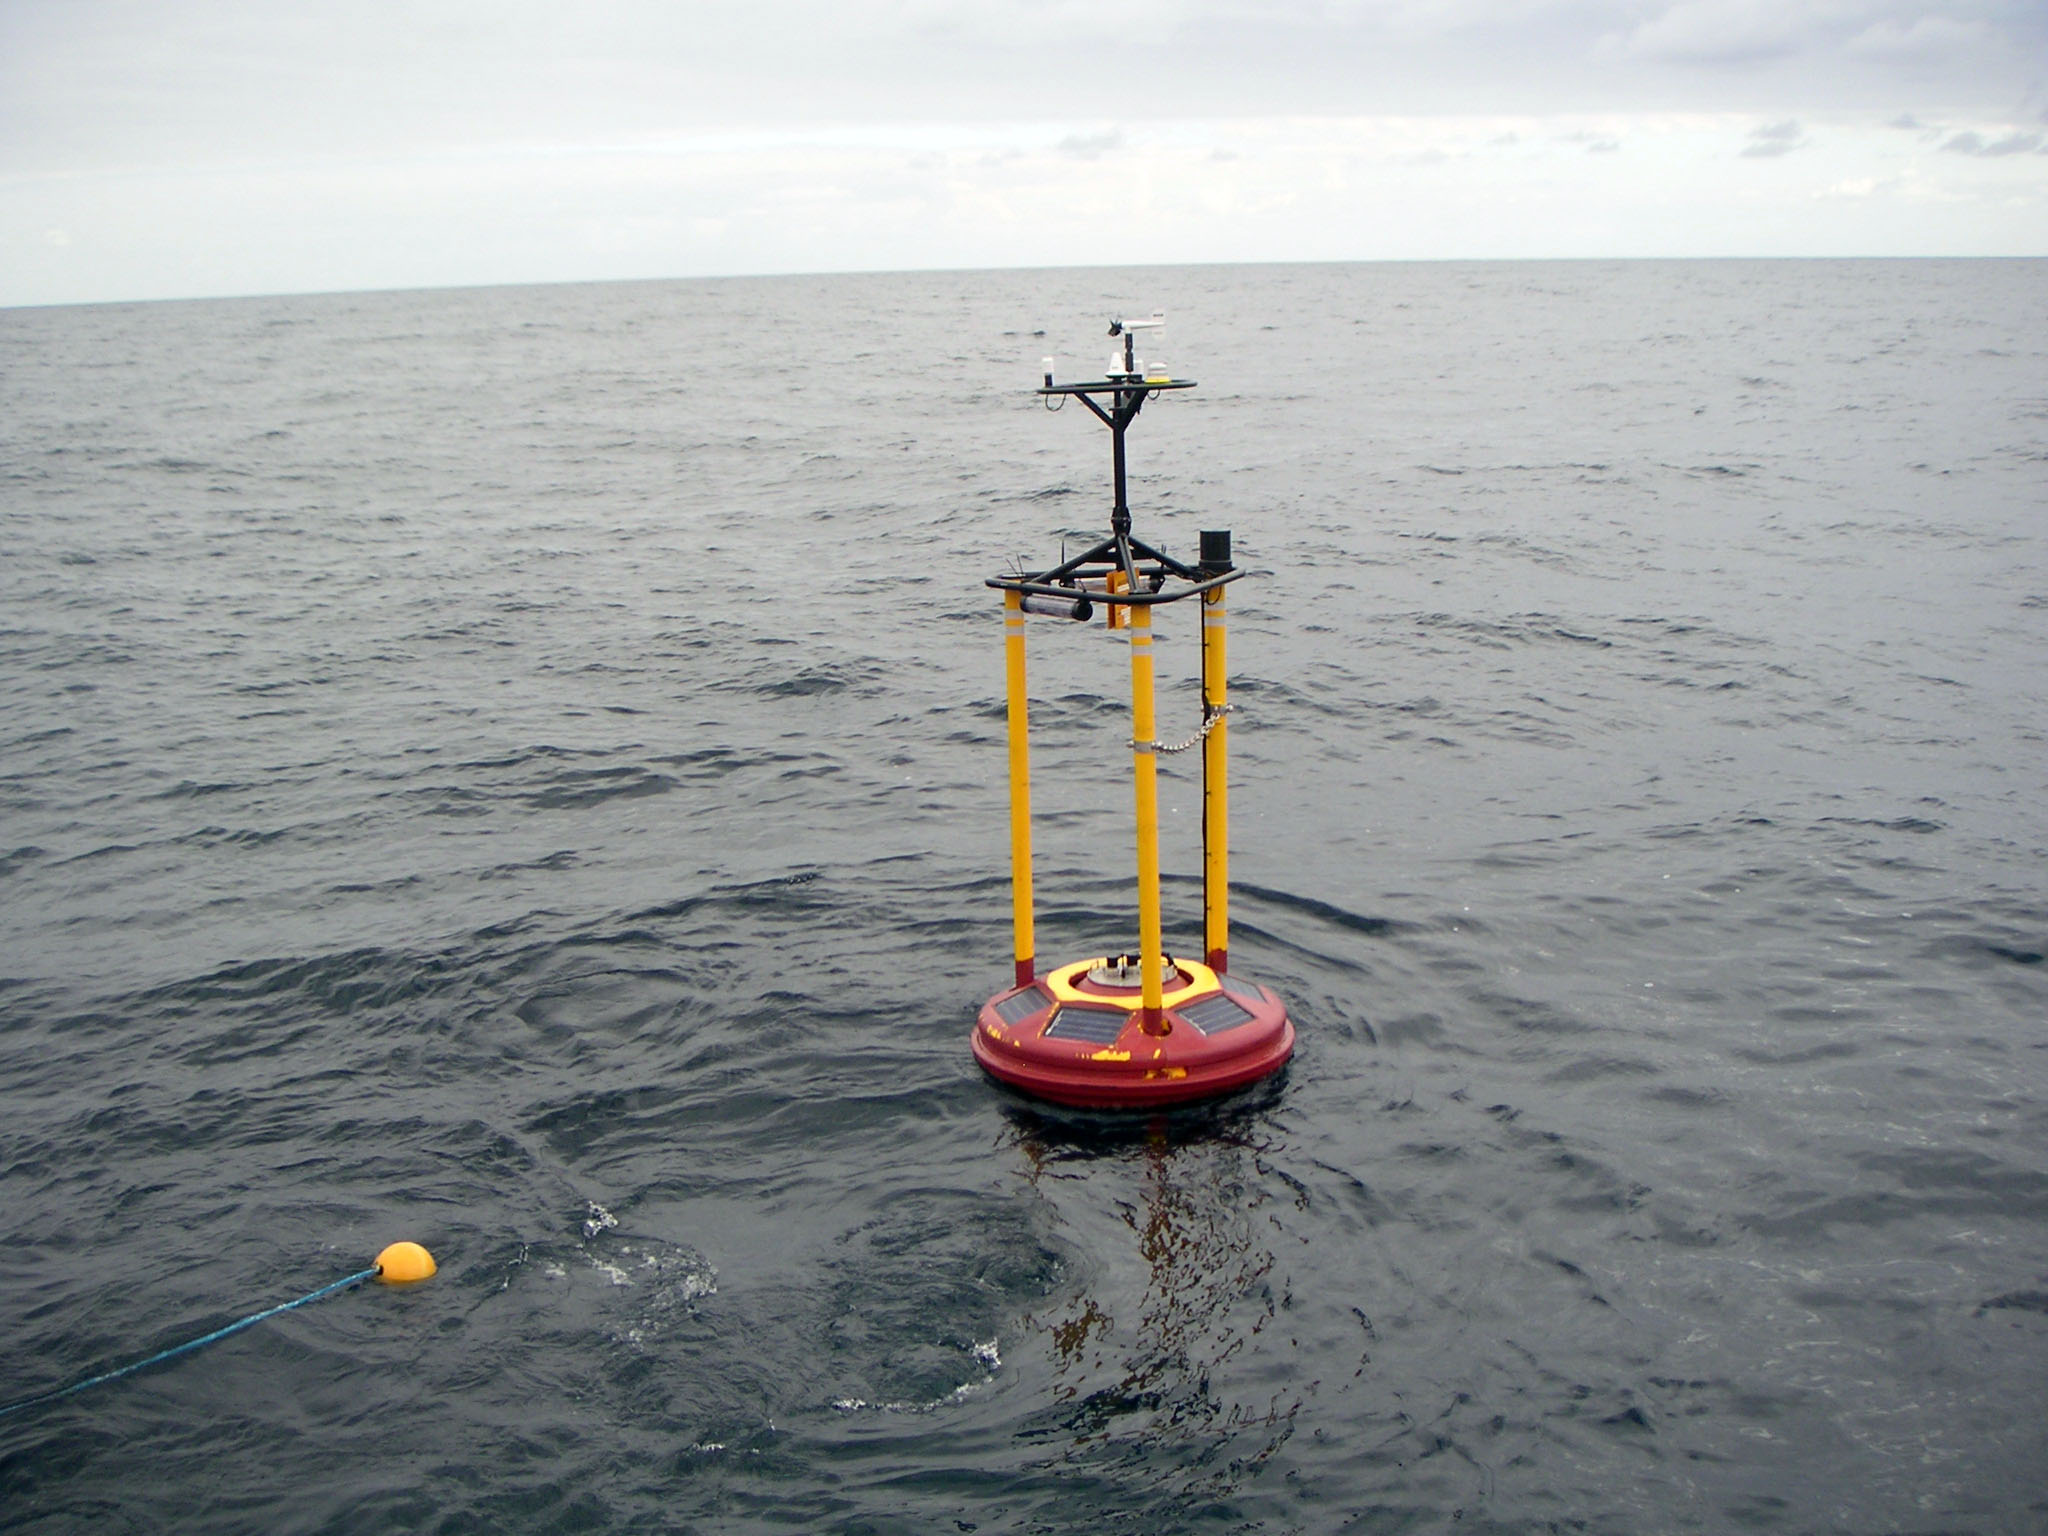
[988,316,1240,612]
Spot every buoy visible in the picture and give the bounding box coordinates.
[974,314,1295,1109]
[375,1241,437,1283]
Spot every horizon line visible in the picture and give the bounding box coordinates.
[8,251,2043,316]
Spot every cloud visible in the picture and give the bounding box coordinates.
[1846,15,1987,60]
[10,110,2048,307]
[1598,1,2036,106]
[1609,1,1810,65]
[1741,119,1805,157]
[1058,128,1124,159]
[7,5,2048,304]
[1940,130,2045,157]
[9,0,2048,179]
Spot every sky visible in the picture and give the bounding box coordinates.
[3,0,2045,306]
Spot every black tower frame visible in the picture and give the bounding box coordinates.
[987,322,1242,608]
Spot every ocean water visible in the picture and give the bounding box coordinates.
[1,259,2044,1534]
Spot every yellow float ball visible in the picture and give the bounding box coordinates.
[375,1241,437,1284]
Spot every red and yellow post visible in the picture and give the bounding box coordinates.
[1201,587,1229,973]
[1128,602,1166,1032]
[1004,589,1035,987]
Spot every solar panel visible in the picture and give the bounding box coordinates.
[1042,1005,1129,1044]
[1216,972,1266,1006]
[1178,992,1255,1035]
[992,985,1050,1026]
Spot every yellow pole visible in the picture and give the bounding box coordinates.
[1004,590,1035,987]
[1201,587,1229,973]
[1129,603,1166,1031]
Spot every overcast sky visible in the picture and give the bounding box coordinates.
[3,0,2045,306]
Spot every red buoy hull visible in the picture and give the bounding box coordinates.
[971,958,1293,1109]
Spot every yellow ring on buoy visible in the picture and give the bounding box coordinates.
[1043,956,1220,1011]
[374,1241,437,1284]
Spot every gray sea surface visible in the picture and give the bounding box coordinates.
[1,259,2045,1534]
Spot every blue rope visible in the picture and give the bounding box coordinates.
[0,1265,381,1422]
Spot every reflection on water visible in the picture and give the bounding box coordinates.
[1002,1103,1341,1505]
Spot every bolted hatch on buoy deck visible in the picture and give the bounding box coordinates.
[972,313,1294,1109]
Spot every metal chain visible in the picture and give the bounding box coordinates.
[1130,703,1234,755]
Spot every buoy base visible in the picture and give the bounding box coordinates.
[973,956,1293,1109]
[375,1241,437,1283]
